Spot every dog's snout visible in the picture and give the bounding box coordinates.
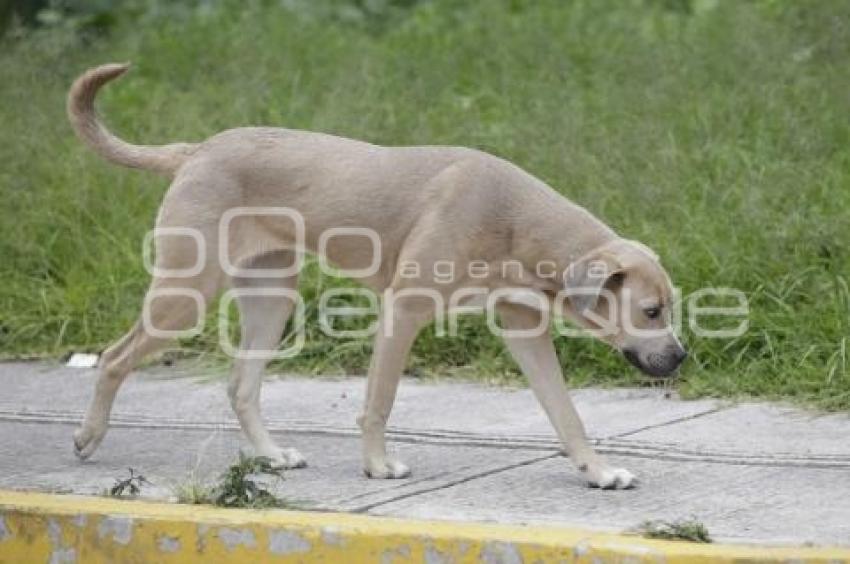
[623,348,642,371]
[673,347,688,367]
[624,344,686,378]
[660,344,687,374]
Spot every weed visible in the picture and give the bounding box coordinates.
[106,468,150,498]
[636,518,712,543]
[211,453,288,509]
[173,479,214,505]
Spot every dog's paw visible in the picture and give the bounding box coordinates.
[263,447,307,470]
[363,458,410,479]
[278,447,308,469]
[584,466,636,490]
[73,426,106,460]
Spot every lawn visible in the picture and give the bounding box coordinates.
[0,0,848,408]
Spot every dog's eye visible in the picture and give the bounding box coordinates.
[644,306,661,319]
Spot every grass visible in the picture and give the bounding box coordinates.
[173,479,214,506]
[210,454,288,509]
[172,454,296,509]
[635,518,712,543]
[108,455,296,508]
[0,0,848,408]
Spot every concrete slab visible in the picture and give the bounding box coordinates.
[623,402,850,460]
[369,454,850,546]
[1,360,849,547]
[0,361,720,444]
[0,420,546,513]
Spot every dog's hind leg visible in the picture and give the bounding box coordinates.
[74,179,225,460]
[74,273,220,459]
[225,250,306,469]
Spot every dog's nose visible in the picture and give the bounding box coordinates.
[674,348,688,367]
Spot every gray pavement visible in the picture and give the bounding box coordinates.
[1,360,848,546]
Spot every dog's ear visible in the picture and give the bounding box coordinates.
[620,239,659,264]
[564,249,625,315]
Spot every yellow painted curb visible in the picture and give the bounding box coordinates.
[0,490,847,563]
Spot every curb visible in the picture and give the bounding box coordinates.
[1,490,848,563]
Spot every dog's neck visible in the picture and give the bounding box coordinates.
[509,182,619,285]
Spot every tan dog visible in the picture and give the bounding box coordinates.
[68,63,686,489]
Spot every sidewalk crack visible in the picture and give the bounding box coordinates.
[609,405,730,440]
[348,453,560,513]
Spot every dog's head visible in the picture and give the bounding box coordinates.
[564,239,686,377]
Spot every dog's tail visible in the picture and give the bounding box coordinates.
[67,63,198,177]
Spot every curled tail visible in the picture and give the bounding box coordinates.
[67,63,198,177]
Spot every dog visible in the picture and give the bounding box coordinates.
[67,63,686,489]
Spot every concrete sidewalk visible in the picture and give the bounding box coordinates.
[1,361,848,547]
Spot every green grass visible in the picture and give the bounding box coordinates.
[172,454,298,509]
[635,518,712,543]
[173,478,214,506]
[1,0,848,408]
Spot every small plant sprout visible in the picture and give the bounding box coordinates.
[108,468,151,498]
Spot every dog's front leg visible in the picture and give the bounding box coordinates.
[497,302,635,489]
[357,306,427,479]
